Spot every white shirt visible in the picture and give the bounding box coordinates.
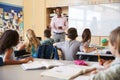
[50,15,68,33]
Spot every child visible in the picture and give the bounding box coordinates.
[17,29,40,57]
[90,27,120,80]
[41,29,54,45]
[54,28,81,60]
[0,30,33,65]
[80,28,96,53]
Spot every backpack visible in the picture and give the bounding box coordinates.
[36,45,59,60]
[0,57,3,66]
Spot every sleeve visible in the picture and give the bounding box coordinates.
[55,42,65,49]
[63,17,68,30]
[50,17,55,28]
[79,42,84,52]
[91,66,120,80]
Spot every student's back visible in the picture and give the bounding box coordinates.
[54,28,81,60]
[80,28,96,53]
[41,38,54,45]
[41,29,54,45]
[55,40,80,60]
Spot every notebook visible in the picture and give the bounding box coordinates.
[41,64,96,80]
[21,61,64,70]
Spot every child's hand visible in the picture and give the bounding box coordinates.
[99,59,105,65]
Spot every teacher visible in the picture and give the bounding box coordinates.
[50,7,68,42]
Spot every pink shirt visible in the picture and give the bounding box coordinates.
[50,15,68,33]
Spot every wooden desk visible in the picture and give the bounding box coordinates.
[0,59,96,80]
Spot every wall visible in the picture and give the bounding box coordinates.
[46,0,120,7]
[0,0,23,6]
[24,0,46,39]
[23,0,119,44]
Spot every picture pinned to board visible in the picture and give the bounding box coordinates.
[0,3,23,40]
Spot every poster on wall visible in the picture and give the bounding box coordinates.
[0,2,23,39]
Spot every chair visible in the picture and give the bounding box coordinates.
[0,57,3,66]
[36,45,59,60]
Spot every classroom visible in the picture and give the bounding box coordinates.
[0,0,120,80]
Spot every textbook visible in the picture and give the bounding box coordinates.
[40,64,96,80]
[21,61,64,70]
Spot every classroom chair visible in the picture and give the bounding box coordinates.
[36,45,59,60]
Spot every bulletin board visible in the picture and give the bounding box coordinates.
[68,3,120,36]
[0,2,23,38]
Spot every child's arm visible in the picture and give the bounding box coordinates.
[82,42,96,53]
[90,65,120,80]
[16,42,26,50]
[83,47,96,53]
[3,48,33,65]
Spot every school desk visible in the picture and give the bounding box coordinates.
[0,59,96,80]
[77,48,115,61]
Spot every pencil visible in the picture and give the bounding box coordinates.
[96,49,101,62]
[98,54,101,62]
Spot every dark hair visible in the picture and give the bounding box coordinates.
[44,29,51,38]
[55,7,62,11]
[67,28,78,40]
[82,28,91,43]
[0,30,19,54]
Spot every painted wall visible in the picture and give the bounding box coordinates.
[24,0,46,39]
[0,0,23,6]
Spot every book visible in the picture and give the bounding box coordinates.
[21,61,64,70]
[40,64,96,80]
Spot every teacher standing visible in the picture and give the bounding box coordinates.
[50,7,68,42]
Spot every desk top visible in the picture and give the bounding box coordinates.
[77,52,113,57]
[77,48,113,57]
[0,59,96,80]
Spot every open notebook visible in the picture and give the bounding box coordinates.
[40,64,96,80]
[21,61,64,70]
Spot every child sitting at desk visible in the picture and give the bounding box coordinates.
[54,28,81,61]
[0,30,33,65]
[90,27,120,80]
[41,29,54,45]
[80,28,96,53]
[17,29,40,57]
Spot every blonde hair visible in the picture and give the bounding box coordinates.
[25,29,40,52]
[109,27,120,54]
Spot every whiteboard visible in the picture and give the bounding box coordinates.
[68,3,120,36]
